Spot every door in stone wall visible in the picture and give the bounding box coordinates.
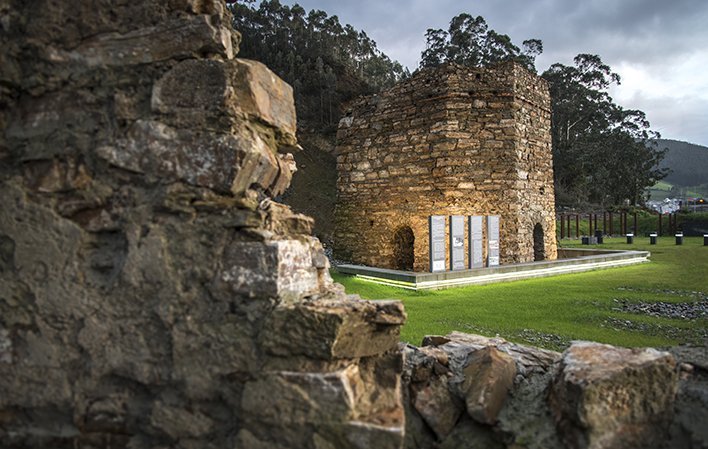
[533,223,545,261]
[393,226,415,270]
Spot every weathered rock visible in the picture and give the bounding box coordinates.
[412,375,463,440]
[58,15,236,66]
[261,296,405,359]
[550,341,679,449]
[460,346,517,425]
[150,401,214,439]
[229,58,298,146]
[666,346,708,449]
[0,1,406,448]
[437,415,504,449]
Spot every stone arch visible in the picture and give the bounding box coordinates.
[533,223,545,261]
[393,226,415,271]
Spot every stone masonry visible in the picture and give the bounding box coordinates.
[1,2,706,449]
[0,1,405,447]
[334,63,557,271]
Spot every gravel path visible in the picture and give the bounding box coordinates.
[612,298,708,320]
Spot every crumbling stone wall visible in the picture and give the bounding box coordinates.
[334,63,557,271]
[2,2,706,449]
[400,333,708,449]
[0,1,405,447]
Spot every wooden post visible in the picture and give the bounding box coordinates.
[633,212,638,234]
[567,215,571,239]
[560,215,565,239]
[575,214,579,238]
[659,213,662,236]
[603,212,607,234]
[609,212,614,235]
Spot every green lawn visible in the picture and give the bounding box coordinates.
[332,237,707,350]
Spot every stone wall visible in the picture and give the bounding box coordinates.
[401,333,707,449]
[334,63,557,271]
[0,1,405,447]
[1,2,706,449]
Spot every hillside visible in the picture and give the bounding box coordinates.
[656,139,708,186]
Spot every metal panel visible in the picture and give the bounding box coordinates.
[468,216,484,269]
[429,215,446,272]
[449,215,465,271]
[487,215,500,267]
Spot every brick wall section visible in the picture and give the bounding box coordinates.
[334,62,557,271]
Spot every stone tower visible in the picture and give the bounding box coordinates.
[334,62,557,271]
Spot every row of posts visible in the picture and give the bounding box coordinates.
[558,212,684,239]
[559,212,708,246]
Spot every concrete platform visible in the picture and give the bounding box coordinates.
[336,248,650,290]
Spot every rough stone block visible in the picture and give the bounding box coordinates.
[229,58,297,145]
[551,341,679,449]
[241,367,358,424]
[413,376,463,440]
[150,401,214,439]
[96,120,288,196]
[261,297,405,359]
[151,59,230,122]
[64,15,235,66]
[218,239,320,300]
[460,346,517,425]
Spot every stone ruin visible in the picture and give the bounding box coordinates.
[334,63,557,271]
[0,1,706,448]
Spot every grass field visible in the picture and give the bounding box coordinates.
[332,237,707,350]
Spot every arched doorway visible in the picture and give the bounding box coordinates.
[393,226,415,271]
[533,223,545,261]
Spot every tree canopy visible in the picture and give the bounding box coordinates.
[419,14,542,72]
[230,0,408,133]
[542,54,667,206]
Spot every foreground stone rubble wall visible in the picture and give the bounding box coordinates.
[1,2,706,449]
[0,1,405,447]
[402,333,707,449]
[334,63,557,271]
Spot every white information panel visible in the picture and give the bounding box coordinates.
[468,216,484,268]
[487,215,500,267]
[449,215,465,271]
[429,215,446,272]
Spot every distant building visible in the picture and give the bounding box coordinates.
[334,62,557,271]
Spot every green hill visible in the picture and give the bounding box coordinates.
[655,139,708,186]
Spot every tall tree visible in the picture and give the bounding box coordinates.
[542,54,667,206]
[419,14,542,71]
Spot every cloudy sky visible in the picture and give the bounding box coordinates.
[274,0,708,147]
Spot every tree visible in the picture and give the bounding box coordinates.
[419,14,541,72]
[542,54,667,206]
[230,0,408,134]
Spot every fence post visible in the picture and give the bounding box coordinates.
[659,213,662,236]
[560,215,565,239]
[633,212,638,235]
[575,214,579,238]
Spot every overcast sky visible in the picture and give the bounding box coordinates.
[273,0,708,147]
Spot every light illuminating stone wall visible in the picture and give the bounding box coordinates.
[334,63,558,271]
[1,2,704,449]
